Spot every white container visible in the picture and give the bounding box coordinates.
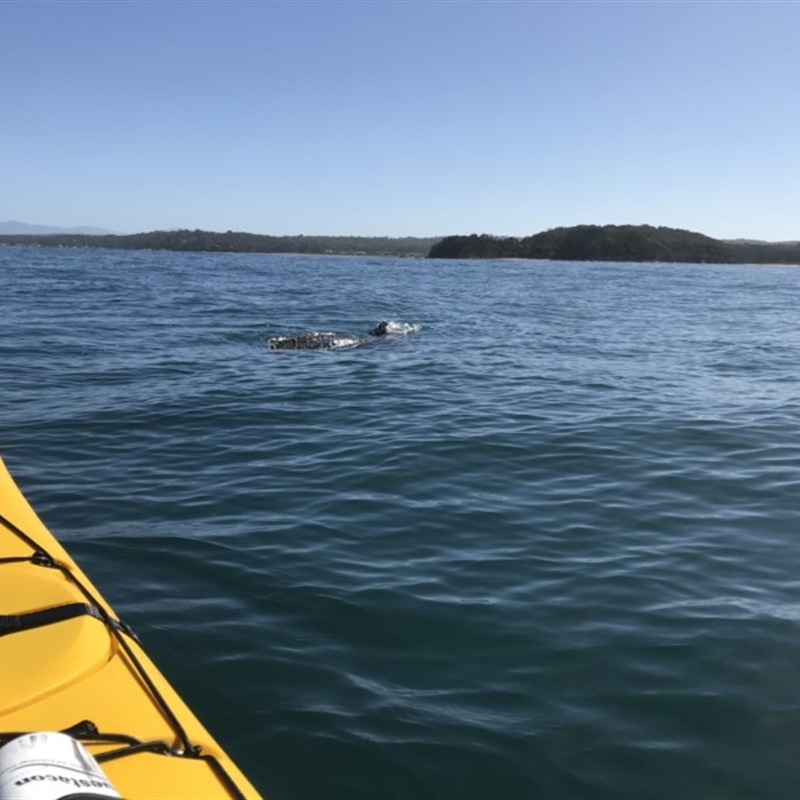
[0,732,121,800]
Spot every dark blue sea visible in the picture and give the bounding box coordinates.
[3,245,800,799]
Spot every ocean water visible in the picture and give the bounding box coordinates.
[3,246,800,799]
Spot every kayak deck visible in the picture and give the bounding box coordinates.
[0,456,260,799]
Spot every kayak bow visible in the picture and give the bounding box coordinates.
[0,456,261,799]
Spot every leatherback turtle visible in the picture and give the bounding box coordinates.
[269,320,393,351]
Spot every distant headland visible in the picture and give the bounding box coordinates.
[2,223,800,265]
[0,227,438,258]
[428,225,800,265]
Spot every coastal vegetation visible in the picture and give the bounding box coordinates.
[4,224,800,265]
[427,225,800,265]
[0,229,438,258]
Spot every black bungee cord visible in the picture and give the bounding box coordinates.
[0,509,248,800]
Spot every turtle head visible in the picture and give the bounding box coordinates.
[369,320,390,336]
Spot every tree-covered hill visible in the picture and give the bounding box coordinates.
[427,225,800,265]
[0,229,439,258]
[6,224,800,265]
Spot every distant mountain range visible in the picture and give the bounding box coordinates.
[0,220,116,236]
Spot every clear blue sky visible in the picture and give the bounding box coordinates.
[2,1,798,240]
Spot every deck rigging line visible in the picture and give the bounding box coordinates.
[0,509,247,800]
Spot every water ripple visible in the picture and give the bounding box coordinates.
[4,249,800,797]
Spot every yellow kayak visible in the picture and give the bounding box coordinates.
[0,456,261,799]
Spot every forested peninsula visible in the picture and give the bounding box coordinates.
[428,225,800,265]
[0,229,438,258]
[4,224,800,265]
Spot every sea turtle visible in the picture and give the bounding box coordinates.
[268,320,392,350]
